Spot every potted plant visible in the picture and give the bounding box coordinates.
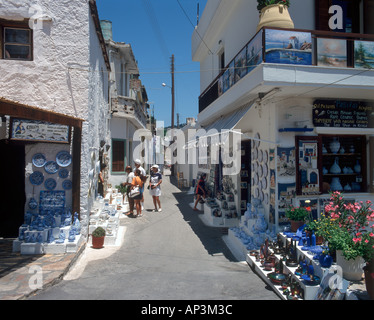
[285,205,310,232]
[322,191,374,283]
[91,226,106,249]
[256,0,294,32]
[304,219,324,245]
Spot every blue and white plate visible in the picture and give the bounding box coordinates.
[28,198,38,210]
[32,153,47,167]
[29,171,44,185]
[45,178,57,190]
[56,151,72,167]
[62,179,72,190]
[58,168,69,179]
[44,161,59,174]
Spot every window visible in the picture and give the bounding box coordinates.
[2,26,32,60]
[111,139,126,173]
[219,50,225,73]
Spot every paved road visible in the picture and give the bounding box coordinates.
[28,173,278,301]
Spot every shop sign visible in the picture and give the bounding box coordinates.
[10,118,70,143]
[313,100,373,128]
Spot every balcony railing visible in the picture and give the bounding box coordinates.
[198,26,374,113]
[111,95,148,127]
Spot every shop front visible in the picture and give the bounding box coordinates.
[0,98,83,254]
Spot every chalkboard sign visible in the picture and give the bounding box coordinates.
[313,100,373,128]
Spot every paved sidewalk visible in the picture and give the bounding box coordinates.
[0,238,85,300]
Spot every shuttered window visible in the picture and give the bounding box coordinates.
[112,139,126,173]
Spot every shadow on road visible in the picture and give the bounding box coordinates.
[169,176,238,263]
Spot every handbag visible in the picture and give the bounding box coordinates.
[129,186,140,198]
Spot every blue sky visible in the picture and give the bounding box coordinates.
[96,0,208,128]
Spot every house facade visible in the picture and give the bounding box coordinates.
[100,20,150,188]
[191,0,374,230]
[0,0,110,245]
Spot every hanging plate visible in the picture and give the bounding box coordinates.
[44,161,59,174]
[58,168,69,179]
[62,179,72,190]
[56,151,72,167]
[44,178,57,190]
[32,153,47,167]
[29,171,44,185]
[28,198,38,210]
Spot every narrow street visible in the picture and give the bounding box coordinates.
[28,171,278,300]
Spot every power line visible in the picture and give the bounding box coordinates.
[176,0,213,55]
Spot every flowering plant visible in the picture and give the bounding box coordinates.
[322,191,374,262]
[257,0,290,12]
[285,205,310,222]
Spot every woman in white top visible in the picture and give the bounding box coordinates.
[149,164,162,212]
[122,166,134,216]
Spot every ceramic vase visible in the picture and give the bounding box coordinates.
[330,177,343,191]
[354,160,361,173]
[330,157,341,174]
[319,254,333,268]
[336,250,365,281]
[256,4,294,32]
[329,137,340,154]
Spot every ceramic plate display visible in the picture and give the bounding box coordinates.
[62,179,72,190]
[258,149,263,163]
[32,153,47,167]
[44,161,59,174]
[44,178,57,190]
[254,133,260,148]
[262,177,267,189]
[29,171,44,185]
[263,150,268,163]
[58,168,69,179]
[263,163,268,177]
[28,198,38,210]
[258,163,263,177]
[264,193,269,205]
[56,151,72,167]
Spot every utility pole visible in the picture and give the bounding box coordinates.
[171,54,175,129]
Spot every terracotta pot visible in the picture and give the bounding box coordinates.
[316,235,324,245]
[256,4,294,32]
[290,220,304,232]
[92,236,105,249]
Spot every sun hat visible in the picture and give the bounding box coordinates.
[134,159,141,165]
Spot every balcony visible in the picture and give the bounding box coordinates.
[198,27,374,115]
[111,95,148,128]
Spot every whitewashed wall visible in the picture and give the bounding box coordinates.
[0,0,110,216]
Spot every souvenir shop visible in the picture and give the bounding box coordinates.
[0,98,83,253]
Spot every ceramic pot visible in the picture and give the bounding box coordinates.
[290,220,304,232]
[354,160,361,173]
[330,157,341,174]
[319,254,333,268]
[336,250,365,281]
[330,177,343,191]
[329,137,340,154]
[256,4,294,32]
[92,236,105,249]
[364,261,374,300]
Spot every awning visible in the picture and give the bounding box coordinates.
[0,97,84,128]
[184,103,253,149]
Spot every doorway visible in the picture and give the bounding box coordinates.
[0,142,26,238]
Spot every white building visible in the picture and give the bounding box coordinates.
[100,20,150,188]
[0,0,110,239]
[192,0,374,229]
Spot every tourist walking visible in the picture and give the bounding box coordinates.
[130,168,145,217]
[122,166,134,216]
[193,173,206,211]
[134,159,146,210]
[149,164,162,212]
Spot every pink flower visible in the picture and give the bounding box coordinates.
[369,233,374,237]
[353,238,362,244]
[365,239,369,244]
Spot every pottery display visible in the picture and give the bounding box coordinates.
[329,157,341,174]
[330,177,343,191]
[354,160,361,173]
[329,137,340,154]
